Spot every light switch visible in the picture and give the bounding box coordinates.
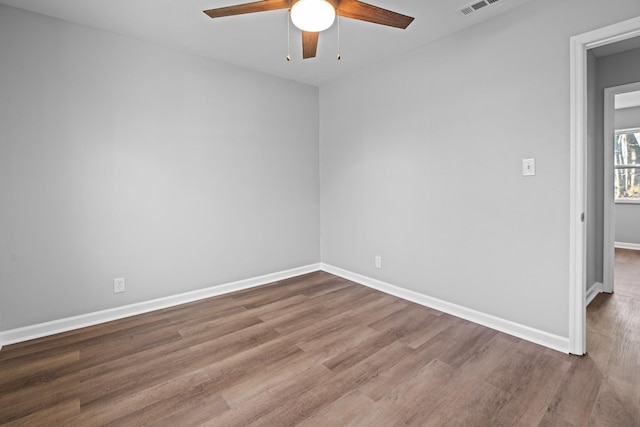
[522,158,536,176]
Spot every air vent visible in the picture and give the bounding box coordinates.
[459,0,502,16]
[460,6,474,15]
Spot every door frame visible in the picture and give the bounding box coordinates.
[569,16,640,355]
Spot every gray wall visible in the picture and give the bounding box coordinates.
[320,0,640,338]
[615,106,640,244]
[0,6,320,330]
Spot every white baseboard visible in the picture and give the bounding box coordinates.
[0,263,321,349]
[320,263,570,354]
[1,262,572,354]
[615,241,640,250]
[586,282,603,306]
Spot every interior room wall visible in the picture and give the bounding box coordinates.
[0,6,320,331]
[614,106,640,245]
[320,0,640,338]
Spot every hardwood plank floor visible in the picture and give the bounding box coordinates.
[0,260,638,426]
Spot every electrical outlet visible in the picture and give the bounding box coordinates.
[114,277,126,293]
[375,256,382,269]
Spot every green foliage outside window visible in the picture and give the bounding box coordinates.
[614,130,640,201]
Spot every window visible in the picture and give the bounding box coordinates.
[615,128,640,202]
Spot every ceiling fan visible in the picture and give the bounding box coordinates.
[203,0,414,59]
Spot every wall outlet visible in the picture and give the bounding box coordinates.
[114,277,126,293]
[375,256,382,269]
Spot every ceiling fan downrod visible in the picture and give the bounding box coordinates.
[287,8,291,61]
[337,10,341,60]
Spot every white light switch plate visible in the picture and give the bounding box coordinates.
[522,158,536,176]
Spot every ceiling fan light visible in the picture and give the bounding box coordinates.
[291,0,336,32]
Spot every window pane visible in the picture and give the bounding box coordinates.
[615,167,640,201]
[614,131,640,167]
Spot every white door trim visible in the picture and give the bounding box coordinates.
[603,82,640,294]
[570,16,640,356]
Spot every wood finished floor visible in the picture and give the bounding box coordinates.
[0,254,639,426]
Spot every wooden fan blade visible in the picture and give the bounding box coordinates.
[337,0,414,29]
[302,31,319,59]
[204,0,290,19]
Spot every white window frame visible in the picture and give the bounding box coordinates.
[614,127,640,204]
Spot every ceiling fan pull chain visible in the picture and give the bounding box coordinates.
[286,9,291,61]
[337,10,341,60]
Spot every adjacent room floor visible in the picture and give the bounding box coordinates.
[585,248,640,426]
[0,254,638,426]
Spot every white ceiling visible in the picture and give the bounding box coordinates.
[0,0,537,86]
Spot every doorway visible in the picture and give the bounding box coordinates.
[569,16,640,355]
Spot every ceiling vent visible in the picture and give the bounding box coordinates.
[459,0,502,16]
